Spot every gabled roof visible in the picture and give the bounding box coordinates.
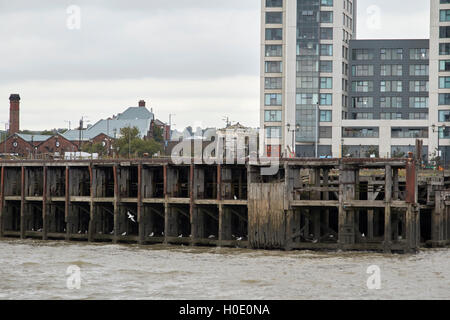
[17,133,52,142]
[116,107,154,120]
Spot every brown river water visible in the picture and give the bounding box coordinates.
[0,239,448,300]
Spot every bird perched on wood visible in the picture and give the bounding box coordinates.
[234,195,238,200]
[122,232,127,236]
[237,237,243,241]
[149,232,154,237]
[208,235,215,239]
[127,211,136,223]
[178,234,183,238]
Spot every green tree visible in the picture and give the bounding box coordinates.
[82,142,108,157]
[113,127,161,158]
[152,125,164,143]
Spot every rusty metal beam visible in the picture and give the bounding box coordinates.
[20,166,25,239]
[137,162,144,244]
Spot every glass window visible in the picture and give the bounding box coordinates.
[266,12,283,24]
[320,44,333,56]
[265,45,282,57]
[320,110,332,122]
[265,61,283,73]
[320,11,333,23]
[439,110,450,122]
[439,77,450,89]
[439,60,450,71]
[410,81,428,92]
[352,81,373,92]
[410,65,429,76]
[352,97,373,108]
[320,77,332,89]
[266,0,282,7]
[265,93,282,106]
[320,60,333,73]
[265,110,282,122]
[266,28,282,40]
[409,48,429,60]
[320,94,332,105]
[320,28,333,40]
[265,77,282,89]
[409,97,429,108]
[266,126,282,138]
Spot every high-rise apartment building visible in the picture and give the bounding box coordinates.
[430,0,450,163]
[261,0,357,158]
[260,0,450,164]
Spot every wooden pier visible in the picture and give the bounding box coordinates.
[0,157,448,253]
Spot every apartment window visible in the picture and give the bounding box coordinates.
[380,97,402,108]
[442,9,450,22]
[265,45,282,57]
[355,113,373,119]
[352,97,373,108]
[392,128,428,139]
[266,28,282,40]
[321,0,333,6]
[320,44,333,56]
[266,126,282,138]
[409,113,428,120]
[320,77,332,89]
[265,77,282,89]
[343,128,379,138]
[381,113,402,120]
[320,28,333,40]
[440,43,450,55]
[439,77,450,89]
[265,61,283,73]
[440,60,450,71]
[352,81,373,92]
[265,110,282,122]
[352,49,374,60]
[381,48,403,60]
[409,48,429,60]
[320,60,333,73]
[297,60,318,73]
[297,76,319,89]
[439,93,450,105]
[381,81,402,92]
[410,65,429,76]
[296,93,318,105]
[266,12,283,24]
[440,26,450,38]
[320,110,332,122]
[381,65,402,76]
[320,11,333,23]
[265,93,282,106]
[439,110,450,122]
[352,65,374,76]
[409,97,429,108]
[266,0,282,7]
[320,94,332,105]
[410,80,429,92]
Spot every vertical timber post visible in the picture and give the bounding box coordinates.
[113,165,119,243]
[0,166,4,238]
[65,166,70,240]
[20,166,25,239]
[42,166,48,240]
[384,164,392,252]
[137,162,144,244]
[88,165,94,242]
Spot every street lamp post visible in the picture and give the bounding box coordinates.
[287,123,300,158]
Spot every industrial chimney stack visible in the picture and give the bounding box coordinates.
[9,94,20,135]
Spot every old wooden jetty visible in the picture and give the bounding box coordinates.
[0,157,449,253]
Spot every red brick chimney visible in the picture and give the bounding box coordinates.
[139,100,146,107]
[9,94,20,135]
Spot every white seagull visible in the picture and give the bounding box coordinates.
[237,237,243,241]
[149,232,154,237]
[178,234,183,238]
[234,195,238,200]
[122,232,127,236]
[127,211,136,223]
[208,235,215,239]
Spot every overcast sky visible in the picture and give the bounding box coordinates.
[0,0,430,131]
